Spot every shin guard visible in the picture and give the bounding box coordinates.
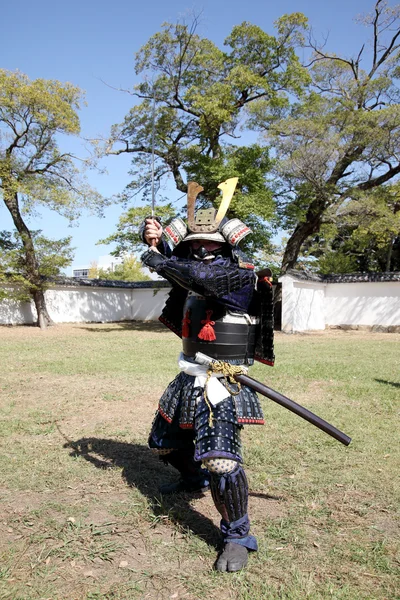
[210,464,257,551]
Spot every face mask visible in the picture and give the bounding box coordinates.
[192,245,215,261]
[190,244,228,261]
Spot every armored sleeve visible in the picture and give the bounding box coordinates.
[141,251,256,298]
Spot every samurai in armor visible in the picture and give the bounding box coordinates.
[141,178,274,572]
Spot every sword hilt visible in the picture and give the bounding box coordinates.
[144,215,162,247]
[194,352,214,366]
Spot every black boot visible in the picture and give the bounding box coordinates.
[215,543,248,572]
[159,450,210,494]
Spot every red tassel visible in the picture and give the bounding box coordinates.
[182,310,191,338]
[198,310,216,341]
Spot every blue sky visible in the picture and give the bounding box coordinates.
[2,0,377,273]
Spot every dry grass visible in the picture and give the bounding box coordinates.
[0,323,399,600]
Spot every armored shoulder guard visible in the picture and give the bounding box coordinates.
[231,247,255,270]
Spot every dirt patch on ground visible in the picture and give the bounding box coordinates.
[0,320,169,337]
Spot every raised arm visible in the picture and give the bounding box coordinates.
[141,250,256,310]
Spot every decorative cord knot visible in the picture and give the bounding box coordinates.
[203,360,247,428]
[198,309,216,341]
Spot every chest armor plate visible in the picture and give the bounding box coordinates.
[181,294,256,363]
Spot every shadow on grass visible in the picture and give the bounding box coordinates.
[77,321,169,334]
[250,491,285,501]
[63,436,221,550]
[375,379,400,388]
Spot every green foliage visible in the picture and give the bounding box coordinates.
[106,5,400,274]
[255,245,286,278]
[314,250,359,276]
[0,70,103,218]
[304,184,400,273]
[98,204,177,256]
[0,232,28,301]
[0,69,104,325]
[0,230,74,300]
[95,255,151,282]
[105,15,310,260]
[100,148,277,258]
[183,144,276,256]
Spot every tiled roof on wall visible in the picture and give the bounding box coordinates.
[44,276,172,289]
[285,270,400,283]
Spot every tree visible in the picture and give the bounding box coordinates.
[0,70,103,328]
[303,183,400,273]
[100,255,151,281]
[104,15,310,257]
[0,230,74,301]
[105,2,400,273]
[0,231,26,301]
[88,261,99,279]
[89,254,151,281]
[254,0,400,272]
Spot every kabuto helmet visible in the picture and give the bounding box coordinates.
[163,178,252,249]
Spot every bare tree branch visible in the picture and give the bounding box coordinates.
[357,162,400,190]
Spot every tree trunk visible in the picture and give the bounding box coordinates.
[32,288,53,329]
[2,185,53,329]
[281,195,331,275]
[281,209,323,274]
[385,236,394,272]
[280,146,366,274]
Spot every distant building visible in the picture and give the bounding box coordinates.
[72,268,90,278]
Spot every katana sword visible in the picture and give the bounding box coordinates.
[147,92,159,248]
[150,92,156,221]
[195,352,351,446]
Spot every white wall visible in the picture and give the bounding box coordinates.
[2,278,400,331]
[280,277,326,332]
[325,281,400,327]
[280,275,400,332]
[0,284,170,325]
[0,293,36,325]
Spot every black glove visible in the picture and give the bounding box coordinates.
[141,249,166,270]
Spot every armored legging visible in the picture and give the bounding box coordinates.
[148,381,262,551]
[155,449,257,551]
[205,458,257,550]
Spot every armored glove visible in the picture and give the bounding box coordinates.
[141,248,166,270]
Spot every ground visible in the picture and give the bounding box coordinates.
[0,324,399,600]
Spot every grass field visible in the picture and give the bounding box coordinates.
[0,323,399,600]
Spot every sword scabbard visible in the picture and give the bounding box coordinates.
[237,373,351,446]
[194,352,351,446]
